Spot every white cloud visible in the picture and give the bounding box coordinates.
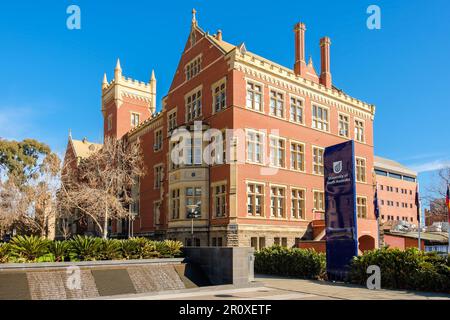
[410,159,450,173]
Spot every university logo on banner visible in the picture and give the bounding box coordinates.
[333,161,342,174]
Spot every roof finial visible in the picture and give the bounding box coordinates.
[114,58,122,80]
[192,8,197,25]
[68,128,72,139]
[308,55,313,66]
[102,73,108,89]
[151,69,156,82]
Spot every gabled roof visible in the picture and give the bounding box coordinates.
[70,138,102,159]
[374,156,417,177]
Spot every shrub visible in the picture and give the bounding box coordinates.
[349,248,450,293]
[69,235,102,261]
[8,235,49,262]
[98,239,121,260]
[0,236,184,263]
[255,246,326,280]
[119,239,139,260]
[163,240,183,257]
[0,243,10,263]
[47,241,70,262]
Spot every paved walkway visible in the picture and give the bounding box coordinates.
[107,275,450,300]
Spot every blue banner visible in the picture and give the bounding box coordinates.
[324,140,358,281]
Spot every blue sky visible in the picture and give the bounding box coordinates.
[0,0,449,204]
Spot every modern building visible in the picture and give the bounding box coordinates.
[63,11,379,250]
[374,156,419,225]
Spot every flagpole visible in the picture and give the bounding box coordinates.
[447,184,450,254]
[376,183,381,249]
[418,200,421,251]
[417,183,422,251]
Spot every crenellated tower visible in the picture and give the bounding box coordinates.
[101,59,157,139]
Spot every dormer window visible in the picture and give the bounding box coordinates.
[186,56,202,81]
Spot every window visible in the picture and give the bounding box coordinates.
[107,114,112,131]
[246,131,264,164]
[247,183,264,216]
[290,97,304,123]
[217,237,223,247]
[186,136,203,165]
[357,197,367,218]
[154,201,161,226]
[131,113,140,128]
[274,237,280,246]
[186,56,201,80]
[171,189,180,219]
[270,186,285,218]
[313,147,324,175]
[290,142,305,171]
[213,81,226,113]
[291,189,305,219]
[313,191,325,211]
[281,238,288,247]
[312,105,329,131]
[154,165,163,189]
[356,158,366,182]
[338,114,349,137]
[269,90,284,117]
[154,129,163,151]
[208,130,226,165]
[259,237,266,249]
[251,237,258,249]
[213,184,227,217]
[354,119,365,142]
[185,187,202,217]
[269,137,285,167]
[130,177,140,216]
[186,90,202,121]
[246,82,262,111]
[375,169,388,176]
[168,111,177,133]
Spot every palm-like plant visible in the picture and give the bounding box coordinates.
[120,239,139,260]
[0,243,10,263]
[47,241,70,262]
[69,235,101,261]
[9,235,49,262]
[163,240,183,257]
[98,239,121,260]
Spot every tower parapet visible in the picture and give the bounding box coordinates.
[101,59,157,139]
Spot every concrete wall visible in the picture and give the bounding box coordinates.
[183,247,254,286]
[0,259,192,300]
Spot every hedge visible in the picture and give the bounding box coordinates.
[0,235,183,263]
[255,245,326,280]
[349,247,450,293]
[255,246,450,293]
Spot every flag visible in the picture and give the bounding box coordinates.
[374,184,380,220]
[446,184,450,223]
[415,185,420,222]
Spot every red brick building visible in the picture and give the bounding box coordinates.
[64,11,379,249]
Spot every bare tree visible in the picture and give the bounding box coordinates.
[60,137,145,239]
[425,166,450,219]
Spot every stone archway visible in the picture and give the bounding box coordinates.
[358,235,375,252]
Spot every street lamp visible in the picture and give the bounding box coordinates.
[186,202,201,246]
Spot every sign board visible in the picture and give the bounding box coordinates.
[324,140,358,280]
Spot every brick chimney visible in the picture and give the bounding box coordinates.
[216,29,222,41]
[294,22,307,77]
[319,37,332,88]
